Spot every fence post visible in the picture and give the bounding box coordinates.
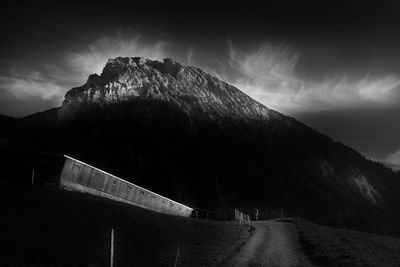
[110,228,114,267]
[174,246,180,267]
[31,169,35,185]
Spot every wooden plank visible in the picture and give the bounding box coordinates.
[60,155,193,217]
[63,159,74,181]
[64,155,192,210]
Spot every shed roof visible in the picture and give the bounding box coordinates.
[64,155,193,210]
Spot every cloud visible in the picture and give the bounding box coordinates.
[382,148,400,171]
[0,33,168,113]
[0,70,64,102]
[186,46,194,65]
[228,40,299,85]
[2,34,400,118]
[221,41,400,114]
[65,33,168,82]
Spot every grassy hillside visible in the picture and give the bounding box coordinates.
[0,185,251,266]
[296,218,400,266]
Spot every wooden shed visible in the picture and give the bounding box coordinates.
[59,155,193,217]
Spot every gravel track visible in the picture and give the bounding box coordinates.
[222,219,314,267]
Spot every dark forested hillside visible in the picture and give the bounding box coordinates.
[1,57,400,237]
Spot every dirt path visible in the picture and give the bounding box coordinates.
[222,219,314,266]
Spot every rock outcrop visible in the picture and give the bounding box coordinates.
[60,57,276,120]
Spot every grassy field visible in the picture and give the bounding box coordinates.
[0,185,251,266]
[295,218,400,266]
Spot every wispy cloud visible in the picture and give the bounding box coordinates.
[0,70,64,101]
[0,33,168,111]
[65,33,168,82]
[221,41,400,114]
[186,46,194,65]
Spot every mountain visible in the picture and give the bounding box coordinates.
[60,57,276,120]
[1,57,400,237]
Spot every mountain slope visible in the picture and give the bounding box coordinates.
[1,57,400,237]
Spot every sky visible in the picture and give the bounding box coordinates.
[0,0,400,170]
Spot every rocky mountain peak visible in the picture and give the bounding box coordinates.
[60,57,278,121]
[100,57,183,81]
